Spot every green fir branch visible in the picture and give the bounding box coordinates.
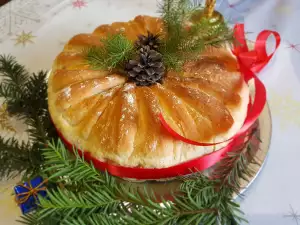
[62,213,121,225]
[18,212,61,225]
[0,56,57,143]
[20,139,248,225]
[179,173,246,225]
[0,137,32,179]
[42,140,105,184]
[0,55,28,100]
[84,33,135,71]
[0,137,44,180]
[158,0,233,71]
[212,126,261,194]
[37,186,120,222]
[0,55,58,180]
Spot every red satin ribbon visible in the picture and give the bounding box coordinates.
[159,24,281,147]
[233,24,281,75]
[59,130,237,179]
[57,24,280,180]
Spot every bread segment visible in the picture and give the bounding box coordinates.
[55,75,126,110]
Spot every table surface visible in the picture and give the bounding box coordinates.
[0,0,300,224]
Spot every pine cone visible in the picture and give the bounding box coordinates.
[126,46,165,86]
[135,31,160,50]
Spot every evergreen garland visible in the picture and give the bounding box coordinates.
[18,139,255,225]
[0,55,58,180]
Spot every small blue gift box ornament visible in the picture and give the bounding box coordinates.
[14,176,47,214]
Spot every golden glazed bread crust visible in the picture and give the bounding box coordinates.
[48,16,249,168]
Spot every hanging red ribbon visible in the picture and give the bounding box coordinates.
[57,24,280,180]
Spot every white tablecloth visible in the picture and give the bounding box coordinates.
[0,0,300,224]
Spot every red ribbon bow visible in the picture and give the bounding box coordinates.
[58,24,280,180]
[233,24,281,75]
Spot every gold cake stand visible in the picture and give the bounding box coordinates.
[237,103,271,197]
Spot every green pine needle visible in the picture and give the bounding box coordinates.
[17,212,60,225]
[84,33,135,71]
[20,139,249,225]
[42,139,105,184]
[37,186,120,222]
[62,213,121,225]
[0,137,41,179]
[0,55,58,180]
[212,126,261,194]
[0,55,28,97]
[158,0,233,71]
